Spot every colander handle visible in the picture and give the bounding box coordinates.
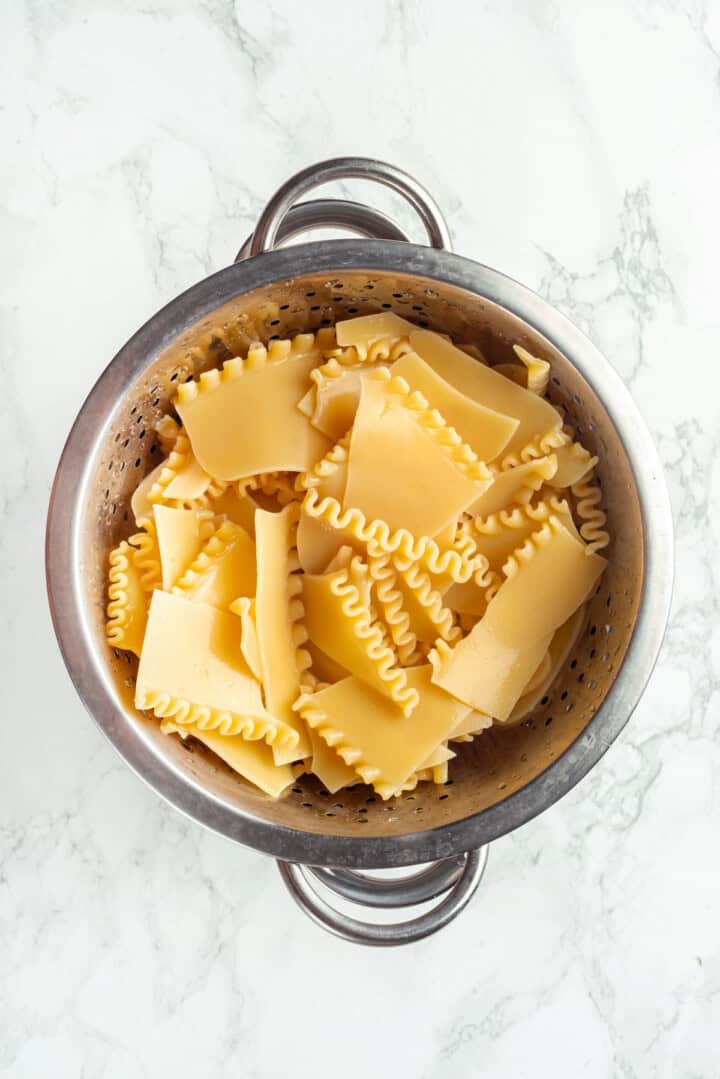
[237,156,452,260]
[277,847,488,946]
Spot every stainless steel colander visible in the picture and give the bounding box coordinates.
[46,158,673,945]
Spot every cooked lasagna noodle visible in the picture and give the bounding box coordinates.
[106,312,608,799]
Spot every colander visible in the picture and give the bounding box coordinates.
[45,158,673,946]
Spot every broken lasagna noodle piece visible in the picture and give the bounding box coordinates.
[105,313,608,799]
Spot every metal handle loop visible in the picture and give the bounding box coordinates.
[246,156,452,257]
[310,854,467,908]
[235,198,410,263]
[277,847,488,946]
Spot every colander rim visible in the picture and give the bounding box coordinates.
[45,239,674,869]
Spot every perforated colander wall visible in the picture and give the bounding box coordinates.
[90,269,643,839]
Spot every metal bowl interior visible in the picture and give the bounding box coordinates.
[47,241,671,868]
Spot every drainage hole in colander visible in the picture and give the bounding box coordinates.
[438,793,448,801]
[347,307,358,314]
[291,786,302,794]
[332,803,344,810]
[305,291,316,298]
[578,673,585,683]
[381,303,392,309]
[325,812,335,818]
[560,690,568,700]
[541,695,550,706]
[545,716,553,727]
[570,659,577,669]
[120,462,126,472]
[444,779,454,787]
[301,802,312,808]
[134,458,141,468]
[366,795,376,803]
[405,795,416,802]
[590,648,597,658]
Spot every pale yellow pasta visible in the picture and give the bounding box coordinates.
[391,350,519,462]
[308,728,360,794]
[409,329,563,463]
[430,518,606,720]
[302,557,419,716]
[470,495,577,573]
[175,336,331,480]
[344,370,492,537]
[153,505,215,591]
[468,456,558,517]
[148,430,214,507]
[253,503,312,765]
[161,718,295,798]
[295,666,470,800]
[506,604,588,725]
[172,520,256,608]
[205,483,258,536]
[135,591,296,747]
[106,541,149,657]
[335,311,415,357]
[302,358,388,441]
[106,318,609,800]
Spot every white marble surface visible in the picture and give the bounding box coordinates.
[2,0,719,1075]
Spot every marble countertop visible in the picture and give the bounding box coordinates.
[3,1,719,1075]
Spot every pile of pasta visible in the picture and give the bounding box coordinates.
[106,312,609,800]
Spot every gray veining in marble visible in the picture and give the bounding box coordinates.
[1,0,719,1075]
